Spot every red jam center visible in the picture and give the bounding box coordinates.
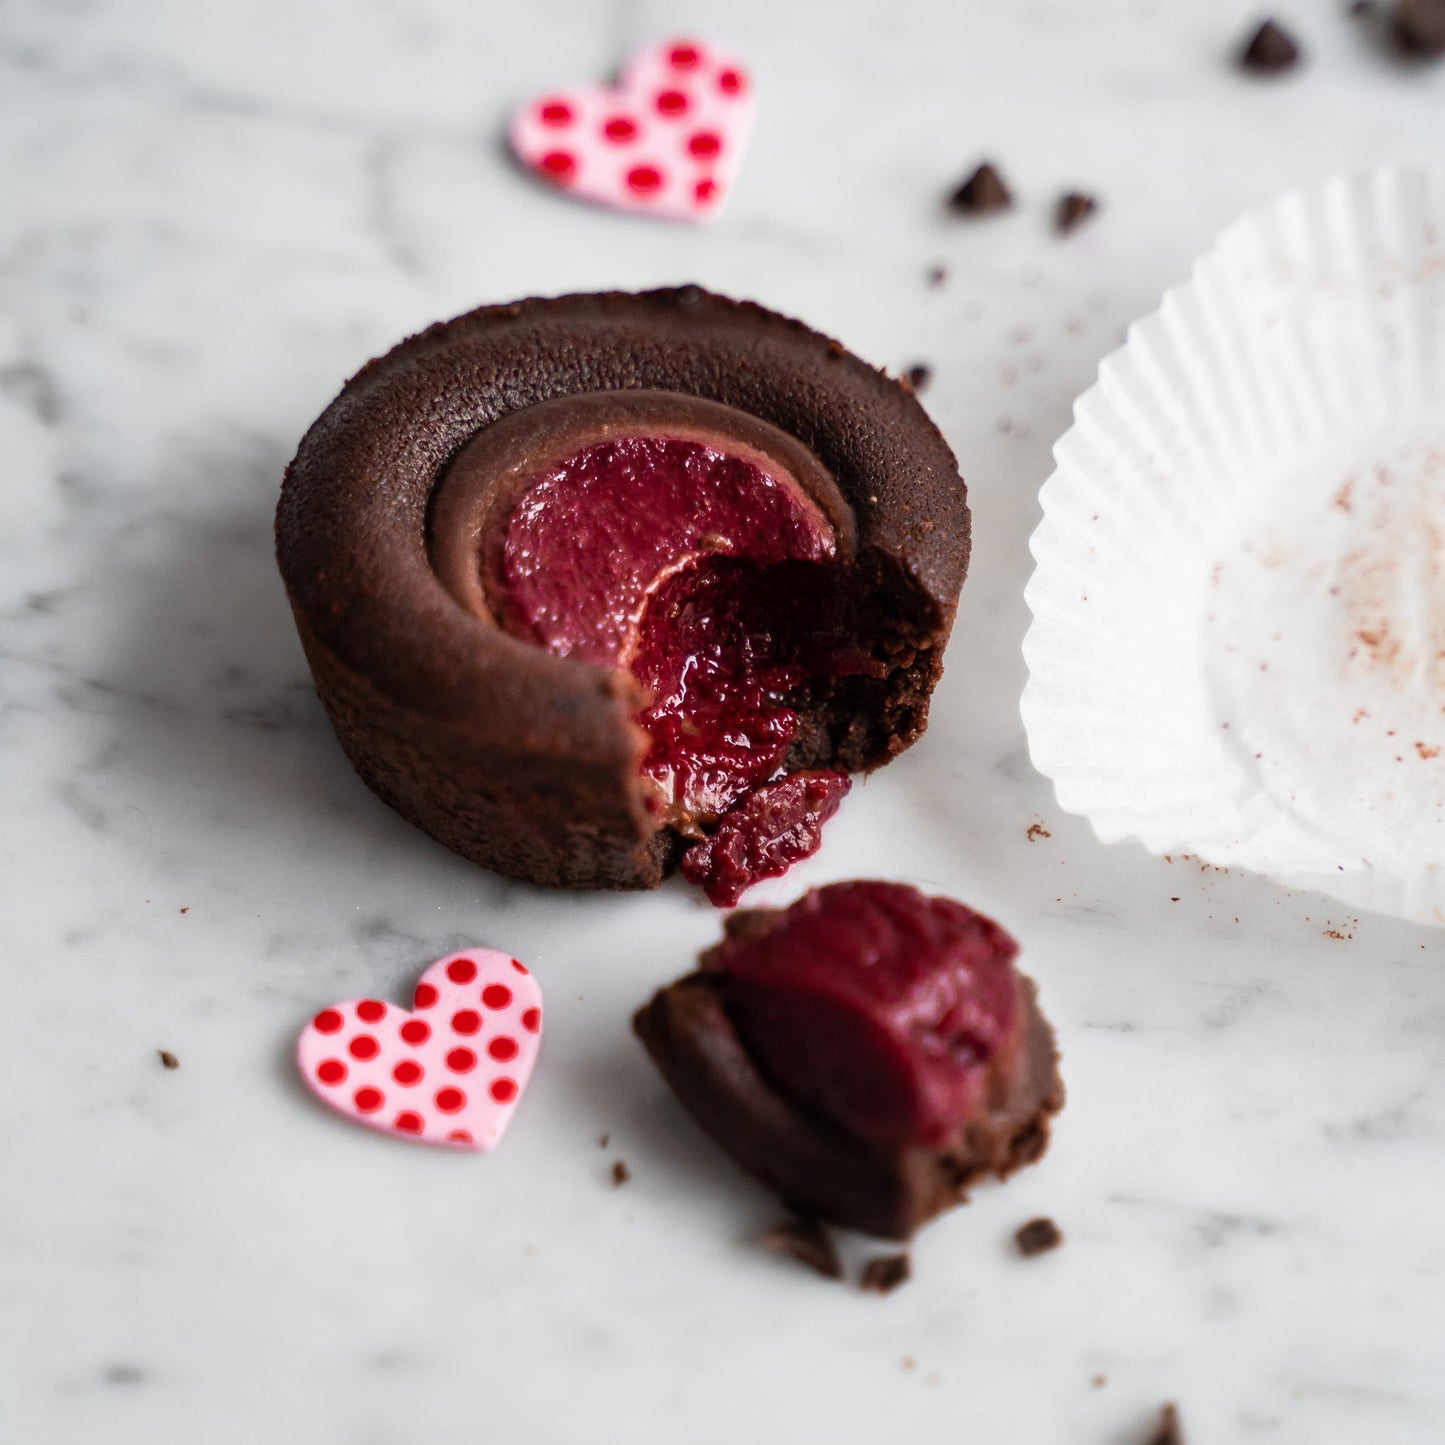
[498,435,855,901]
[500,436,833,665]
[711,881,1022,1147]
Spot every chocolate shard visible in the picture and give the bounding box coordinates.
[761,1218,843,1280]
[1394,0,1445,54]
[1055,192,1099,236]
[860,1253,912,1294]
[1148,1402,1185,1445]
[1015,1216,1064,1257]
[1238,18,1302,72]
[949,161,1013,215]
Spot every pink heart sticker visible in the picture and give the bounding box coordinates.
[298,949,542,1151]
[509,37,756,223]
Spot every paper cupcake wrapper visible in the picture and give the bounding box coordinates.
[1023,168,1445,926]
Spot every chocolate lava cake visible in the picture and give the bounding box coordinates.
[276,289,969,897]
[635,881,1064,1239]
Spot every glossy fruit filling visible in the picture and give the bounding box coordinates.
[709,881,1023,1147]
[497,435,861,900]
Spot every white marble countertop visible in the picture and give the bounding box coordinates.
[4,2,1444,1441]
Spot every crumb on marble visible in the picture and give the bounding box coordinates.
[157,1050,179,1070]
[1015,1217,1064,1256]
[761,1218,842,1280]
[860,1253,911,1294]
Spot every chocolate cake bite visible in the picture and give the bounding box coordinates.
[277,290,969,896]
[634,881,1064,1238]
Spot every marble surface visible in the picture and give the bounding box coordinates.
[4,2,1444,1442]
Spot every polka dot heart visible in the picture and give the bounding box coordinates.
[297,949,542,1151]
[509,37,756,223]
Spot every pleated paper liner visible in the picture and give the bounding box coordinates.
[1022,168,1445,926]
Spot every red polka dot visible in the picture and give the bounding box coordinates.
[688,131,721,159]
[511,959,529,974]
[669,43,700,69]
[539,100,573,126]
[446,1047,477,1073]
[413,983,438,1009]
[451,1009,481,1036]
[488,1036,519,1063]
[695,178,718,203]
[656,90,688,117]
[603,116,637,143]
[540,150,576,183]
[446,958,477,985]
[522,1007,541,1033]
[393,1060,423,1087]
[482,984,513,1010]
[316,1058,347,1086]
[718,69,744,96]
[627,165,664,195]
[395,1111,424,1133]
[490,1078,518,1104]
[435,1087,466,1114]
[313,1009,343,1034]
[400,1019,431,1046]
[448,1129,473,1144]
[354,1086,384,1114]
[348,1034,379,1061]
[356,999,386,1023]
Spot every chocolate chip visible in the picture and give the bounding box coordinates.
[949,161,1013,215]
[1055,192,1099,236]
[1395,0,1445,54]
[905,364,932,393]
[610,1159,630,1187]
[1238,18,1302,72]
[157,1050,179,1070]
[860,1253,911,1294]
[1148,1402,1184,1445]
[1015,1216,1064,1256]
[760,1217,843,1280]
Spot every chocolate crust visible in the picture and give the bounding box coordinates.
[633,965,1063,1241]
[277,288,970,890]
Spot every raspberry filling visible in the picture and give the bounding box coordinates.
[708,881,1022,1147]
[496,435,859,899]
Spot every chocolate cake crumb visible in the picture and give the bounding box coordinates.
[1394,0,1445,53]
[1238,18,1302,72]
[861,1253,912,1294]
[1092,1373,1108,1388]
[611,1159,630,1187]
[1015,1216,1064,1256]
[179,906,189,914]
[949,161,1013,215]
[905,364,932,392]
[761,1218,843,1280]
[926,264,948,287]
[1026,822,1052,841]
[1055,192,1099,235]
[157,1050,179,1070]
[1148,1402,1184,1445]
[598,1132,610,1149]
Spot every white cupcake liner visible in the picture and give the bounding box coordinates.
[1022,168,1445,926]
